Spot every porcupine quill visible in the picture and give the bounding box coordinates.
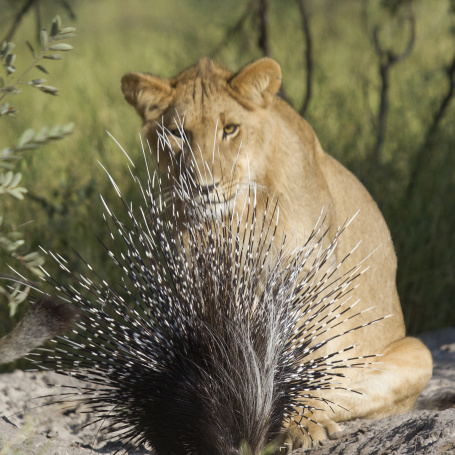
[29,122,386,455]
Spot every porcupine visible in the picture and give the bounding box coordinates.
[0,295,78,365]
[29,126,387,455]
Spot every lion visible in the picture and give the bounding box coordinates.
[121,58,432,447]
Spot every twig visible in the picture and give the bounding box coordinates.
[2,0,76,44]
[406,53,455,199]
[2,0,37,43]
[371,0,415,165]
[209,0,257,58]
[35,0,42,43]
[59,0,77,19]
[257,0,271,57]
[296,0,313,116]
[0,46,47,103]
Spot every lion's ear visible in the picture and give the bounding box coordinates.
[121,72,172,120]
[229,58,282,107]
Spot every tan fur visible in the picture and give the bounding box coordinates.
[121,58,432,447]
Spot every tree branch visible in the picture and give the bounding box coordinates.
[59,0,77,20]
[296,0,313,117]
[2,0,37,43]
[209,0,257,58]
[406,53,455,199]
[371,0,415,166]
[35,0,42,43]
[257,0,271,56]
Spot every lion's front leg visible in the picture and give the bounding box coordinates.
[282,412,342,450]
[284,336,432,448]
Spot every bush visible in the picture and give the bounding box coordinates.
[0,15,75,317]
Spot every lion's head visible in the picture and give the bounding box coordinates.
[121,58,282,208]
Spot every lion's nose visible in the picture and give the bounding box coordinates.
[195,182,218,193]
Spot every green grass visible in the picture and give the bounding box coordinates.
[0,0,454,369]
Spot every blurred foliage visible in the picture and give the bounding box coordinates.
[0,13,75,337]
[381,0,407,15]
[0,0,454,370]
[1,0,77,43]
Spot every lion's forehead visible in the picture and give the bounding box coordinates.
[168,78,245,129]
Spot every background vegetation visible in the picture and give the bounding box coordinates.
[0,0,454,371]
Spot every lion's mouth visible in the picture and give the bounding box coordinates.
[190,182,238,218]
[193,182,225,205]
[177,177,250,219]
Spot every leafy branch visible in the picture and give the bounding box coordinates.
[2,0,77,43]
[0,15,76,315]
[1,15,75,103]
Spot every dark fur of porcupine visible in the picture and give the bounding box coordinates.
[0,295,78,365]
[31,125,384,455]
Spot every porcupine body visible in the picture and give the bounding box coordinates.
[0,295,78,365]
[32,126,385,455]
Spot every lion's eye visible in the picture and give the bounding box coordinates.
[169,128,183,138]
[223,124,238,137]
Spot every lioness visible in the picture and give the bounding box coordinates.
[121,58,432,447]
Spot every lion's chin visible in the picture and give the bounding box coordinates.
[199,199,232,220]
[191,194,236,221]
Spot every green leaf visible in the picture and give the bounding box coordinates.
[54,33,77,40]
[10,171,22,188]
[60,27,76,34]
[43,54,62,60]
[0,161,16,170]
[5,238,24,252]
[0,162,16,170]
[0,169,27,199]
[35,127,49,143]
[38,85,58,95]
[0,172,27,199]
[0,102,9,114]
[1,42,14,60]
[62,122,74,134]
[29,267,45,278]
[36,64,49,74]
[6,284,30,317]
[28,78,47,85]
[48,125,64,139]
[22,252,45,267]
[0,86,21,94]
[6,54,16,66]
[1,155,19,166]
[0,171,27,199]
[49,43,74,51]
[9,187,27,200]
[26,40,36,57]
[1,148,15,159]
[2,170,13,186]
[22,251,44,267]
[15,143,39,151]
[40,29,48,51]
[50,15,62,37]
[17,129,35,147]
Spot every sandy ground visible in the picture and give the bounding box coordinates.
[1,328,454,455]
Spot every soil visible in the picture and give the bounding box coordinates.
[1,329,454,455]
